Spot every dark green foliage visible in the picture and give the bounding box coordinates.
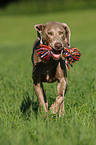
[0,0,96,15]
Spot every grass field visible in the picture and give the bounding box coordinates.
[0,9,96,145]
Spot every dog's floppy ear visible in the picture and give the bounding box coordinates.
[34,24,45,44]
[34,24,44,33]
[62,23,71,47]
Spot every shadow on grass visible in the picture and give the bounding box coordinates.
[20,92,39,118]
[20,91,56,119]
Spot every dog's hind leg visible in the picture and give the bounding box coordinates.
[34,83,48,112]
[41,83,48,111]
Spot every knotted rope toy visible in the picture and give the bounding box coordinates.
[36,44,81,70]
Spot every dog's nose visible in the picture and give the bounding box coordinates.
[55,42,62,49]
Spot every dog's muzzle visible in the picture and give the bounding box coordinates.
[51,42,63,60]
[54,42,63,50]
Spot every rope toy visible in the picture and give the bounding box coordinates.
[36,44,81,70]
[62,47,81,70]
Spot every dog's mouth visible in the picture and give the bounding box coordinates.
[38,42,62,60]
[52,48,62,54]
[51,48,62,60]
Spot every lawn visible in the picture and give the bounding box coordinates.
[0,9,96,145]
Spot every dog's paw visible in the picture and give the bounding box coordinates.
[49,96,64,115]
[59,101,65,117]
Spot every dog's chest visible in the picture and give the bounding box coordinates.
[45,66,57,82]
[42,61,59,83]
[33,59,66,84]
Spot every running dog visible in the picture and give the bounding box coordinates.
[32,21,71,117]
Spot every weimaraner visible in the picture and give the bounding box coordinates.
[32,21,71,117]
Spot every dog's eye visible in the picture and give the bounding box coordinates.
[47,31,53,36]
[59,31,64,36]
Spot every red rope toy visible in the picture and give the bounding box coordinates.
[36,44,81,70]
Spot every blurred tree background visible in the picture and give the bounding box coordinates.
[0,0,96,15]
[0,0,18,7]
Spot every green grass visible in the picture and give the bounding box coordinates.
[0,9,96,145]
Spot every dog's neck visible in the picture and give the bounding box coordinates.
[37,32,43,44]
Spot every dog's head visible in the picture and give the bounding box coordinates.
[35,21,71,51]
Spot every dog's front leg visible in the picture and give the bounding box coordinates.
[50,77,67,116]
[59,98,65,117]
[34,83,48,112]
[57,78,67,117]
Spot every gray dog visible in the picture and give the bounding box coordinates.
[32,21,71,117]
